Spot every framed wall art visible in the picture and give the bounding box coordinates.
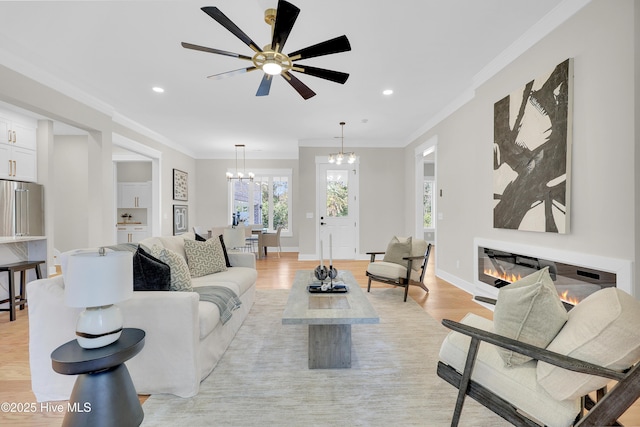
[173,168,188,201]
[173,204,188,235]
[493,58,573,233]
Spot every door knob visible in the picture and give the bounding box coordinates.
[320,222,326,226]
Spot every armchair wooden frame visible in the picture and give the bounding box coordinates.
[438,300,640,426]
[366,243,432,302]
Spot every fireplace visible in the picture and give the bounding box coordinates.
[474,238,633,305]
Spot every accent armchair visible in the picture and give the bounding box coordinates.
[438,286,640,426]
[365,236,431,301]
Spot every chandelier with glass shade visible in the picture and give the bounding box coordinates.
[328,121,355,165]
[226,144,254,181]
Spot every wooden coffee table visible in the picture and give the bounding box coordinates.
[282,270,379,369]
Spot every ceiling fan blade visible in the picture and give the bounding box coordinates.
[181,42,252,61]
[292,64,349,84]
[282,72,316,100]
[271,0,300,52]
[201,6,262,53]
[256,74,273,97]
[207,67,258,80]
[288,35,351,61]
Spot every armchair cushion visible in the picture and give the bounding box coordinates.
[382,236,412,268]
[493,267,568,367]
[537,287,640,401]
[366,261,422,282]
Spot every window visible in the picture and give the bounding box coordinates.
[423,178,434,229]
[229,169,292,235]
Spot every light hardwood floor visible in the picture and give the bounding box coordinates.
[1,251,638,426]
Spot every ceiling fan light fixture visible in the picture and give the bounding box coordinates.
[263,60,283,76]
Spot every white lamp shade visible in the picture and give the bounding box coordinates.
[64,251,133,308]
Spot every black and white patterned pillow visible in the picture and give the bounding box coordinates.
[150,245,192,292]
[184,238,228,278]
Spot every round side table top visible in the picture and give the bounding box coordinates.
[51,328,145,375]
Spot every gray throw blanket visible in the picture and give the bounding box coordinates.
[194,286,242,325]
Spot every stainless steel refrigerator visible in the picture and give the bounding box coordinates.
[0,180,44,237]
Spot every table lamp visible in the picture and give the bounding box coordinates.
[64,248,133,349]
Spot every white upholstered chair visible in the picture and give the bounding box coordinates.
[365,236,431,301]
[438,286,640,426]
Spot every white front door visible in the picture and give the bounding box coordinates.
[317,160,359,260]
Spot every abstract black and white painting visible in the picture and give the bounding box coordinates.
[493,58,573,233]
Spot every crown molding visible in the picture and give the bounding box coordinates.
[406,0,592,145]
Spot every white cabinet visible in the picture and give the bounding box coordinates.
[0,114,37,182]
[119,182,151,208]
[117,225,149,244]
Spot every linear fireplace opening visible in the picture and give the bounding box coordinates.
[474,238,633,306]
[478,246,616,305]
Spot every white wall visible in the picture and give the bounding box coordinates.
[53,135,89,252]
[405,0,639,295]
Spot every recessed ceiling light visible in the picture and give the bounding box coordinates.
[382,89,393,96]
[152,87,165,93]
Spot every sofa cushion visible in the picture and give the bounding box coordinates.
[184,238,227,278]
[133,246,171,291]
[150,245,192,292]
[383,236,412,268]
[537,287,640,401]
[439,313,580,427]
[191,267,257,296]
[493,267,567,367]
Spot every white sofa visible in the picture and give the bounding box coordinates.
[28,232,257,402]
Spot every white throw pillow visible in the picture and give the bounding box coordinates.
[493,267,568,367]
[184,238,228,278]
[537,287,640,401]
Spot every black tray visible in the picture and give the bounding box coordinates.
[307,283,349,293]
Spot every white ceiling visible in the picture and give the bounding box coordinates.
[0,0,574,159]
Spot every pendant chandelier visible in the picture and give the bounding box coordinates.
[226,144,254,181]
[328,121,356,165]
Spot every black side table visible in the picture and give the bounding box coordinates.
[51,328,145,427]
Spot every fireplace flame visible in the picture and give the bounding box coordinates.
[484,268,522,283]
[484,268,581,305]
[559,290,581,306]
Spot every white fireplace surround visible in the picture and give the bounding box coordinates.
[474,238,634,301]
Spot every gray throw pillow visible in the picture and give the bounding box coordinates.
[493,267,568,367]
[184,238,228,278]
[150,245,192,292]
[383,236,412,268]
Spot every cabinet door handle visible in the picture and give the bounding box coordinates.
[8,160,12,176]
[13,130,16,143]
[12,160,16,176]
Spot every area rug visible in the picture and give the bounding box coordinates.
[141,288,509,426]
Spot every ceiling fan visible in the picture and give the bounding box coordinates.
[181,0,351,100]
